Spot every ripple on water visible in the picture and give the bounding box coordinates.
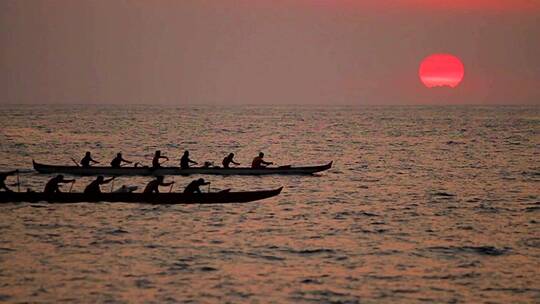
[424,246,511,257]
[291,289,360,304]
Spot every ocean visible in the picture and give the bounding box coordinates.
[0,105,539,303]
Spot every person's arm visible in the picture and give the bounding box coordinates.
[122,158,133,164]
[232,160,240,165]
[102,177,115,184]
[262,160,273,165]
[189,159,198,164]
[161,181,175,187]
[91,157,100,164]
[61,179,76,184]
[161,156,169,161]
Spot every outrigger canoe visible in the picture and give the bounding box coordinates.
[0,187,282,204]
[33,160,332,176]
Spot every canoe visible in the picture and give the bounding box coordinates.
[0,187,282,204]
[32,160,332,176]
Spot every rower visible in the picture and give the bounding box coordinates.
[143,176,174,194]
[251,152,273,169]
[180,151,198,169]
[84,176,115,194]
[81,152,100,168]
[0,170,17,192]
[44,175,75,194]
[152,150,169,169]
[222,153,240,168]
[110,153,132,168]
[184,178,210,194]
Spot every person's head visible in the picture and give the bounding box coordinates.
[57,174,64,180]
[184,150,189,156]
[155,150,161,156]
[197,178,206,185]
[156,176,164,182]
[85,151,91,157]
[117,153,122,158]
[228,153,234,158]
[259,152,264,158]
[97,176,104,182]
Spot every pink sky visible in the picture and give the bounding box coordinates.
[1,0,539,105]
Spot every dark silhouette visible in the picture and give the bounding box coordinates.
[81,152,99,168]
[44,175,75,194]
[152,150,169,169]
[84,176,115,194]
[184,178,210,194]
[143,176,174,194]
[251,152,273,169]
[0,170,17,192]
[113,185,138,193]
[180,151,198,169]
[222,153,240,168]
[110,153,132,168]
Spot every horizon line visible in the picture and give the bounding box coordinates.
[0,102,538,107]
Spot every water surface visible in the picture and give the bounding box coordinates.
[0,105,539,303]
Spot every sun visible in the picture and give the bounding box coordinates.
[419,54,464,88]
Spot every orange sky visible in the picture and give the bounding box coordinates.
[1,0,539,105]
[393,0,540,11]
[277,0,540,12]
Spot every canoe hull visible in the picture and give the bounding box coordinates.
[0,187,282,204]
[32,161,332,176]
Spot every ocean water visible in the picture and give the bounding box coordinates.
[0,105,539,303]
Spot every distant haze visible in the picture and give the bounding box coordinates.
[1,1,539,105]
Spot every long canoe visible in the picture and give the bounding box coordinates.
[0,187,282,204]
[32,160,332,176]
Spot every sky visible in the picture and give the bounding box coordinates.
[1,0,539,105]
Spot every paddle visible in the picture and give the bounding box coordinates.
[69,180,75,193]
[110,177,115,193]
[70,158,80,167]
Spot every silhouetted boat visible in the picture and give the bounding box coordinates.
[32,160,332,176]
[0,187,283,204]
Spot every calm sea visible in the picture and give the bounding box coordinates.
[0,105,539,303]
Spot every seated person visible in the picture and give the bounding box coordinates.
[143,176,174,194]
[222,153,240,168]
[110,153,132,168]
[183,178,210,194]
[180,151,198,169]
[44,175,75,194]
[251,152,273,169]
[81,151,99,168]
[84,176,115,194]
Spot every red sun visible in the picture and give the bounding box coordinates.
[419,54,464,88]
